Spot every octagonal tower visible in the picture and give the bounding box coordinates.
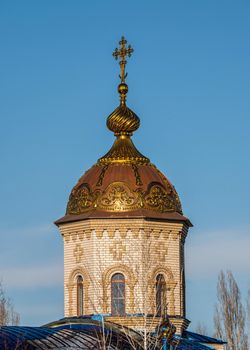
[55,37,192,335]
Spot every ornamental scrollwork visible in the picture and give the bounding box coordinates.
[144,183,182,213]
[66,183,94,214]
[97,182,140,211]
[66,180,182,215]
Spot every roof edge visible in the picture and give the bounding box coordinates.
[54,210,192,227]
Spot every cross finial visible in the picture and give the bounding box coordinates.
[113,36,134,83]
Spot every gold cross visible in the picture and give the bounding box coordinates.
[74,244,83,263]
[110,240,126,261]
[113,36,134,83]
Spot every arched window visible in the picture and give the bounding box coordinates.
[111,273,125,316]
[156,274,167,316]
[77,275,84,316]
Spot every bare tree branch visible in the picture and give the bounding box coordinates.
[213,270,248,350]
[0,280,20,326]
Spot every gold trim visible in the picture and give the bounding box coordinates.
[66,183,94,215]
[97,182,141,211]
[144,183,180,213]
[98,135,149,164]
[67,180,182,215]
[107,38,140,136]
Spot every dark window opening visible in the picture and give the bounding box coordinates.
[111,273,125,316]
[156,274,167,316]
[77,275,84,316]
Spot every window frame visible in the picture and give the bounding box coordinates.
[77,275,84,316]
[156,273,167,316]
[111,273,126,316]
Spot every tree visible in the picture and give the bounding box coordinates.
[78,236,178,350]
[247,288,250,339]
[0,280,20,326]
[213,270,248,350]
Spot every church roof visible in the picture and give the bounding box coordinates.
[0,325,141,349]
[0,320,225,350]
[56,162,191,225]
[0,316,148,350]
[183,331,226,345]
[56,37,191,226]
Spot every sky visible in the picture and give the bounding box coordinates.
[0,0,250,334]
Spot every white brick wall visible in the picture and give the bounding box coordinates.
[58,218,189,322]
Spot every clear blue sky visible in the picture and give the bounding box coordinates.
[0,0,249,334]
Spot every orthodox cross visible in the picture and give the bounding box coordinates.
[113,36,134,83]
[110,240,126,261]
[74,244,83,263]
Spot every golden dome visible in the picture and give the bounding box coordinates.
[107,83,140,135]
[55,37,190,225]
[65,162,182,217]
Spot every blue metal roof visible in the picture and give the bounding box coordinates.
[184,331,226,344]
[0,318,225,349]
[172,338,215,350]
[0,323,142,349]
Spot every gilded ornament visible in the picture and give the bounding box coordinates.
[112,36,133,84]
[97,182,140,211]
[67,179,182,215]
[107,37,140,136]
[67,183,93,214]
[144,183,179,213]
[96,164,109,186]
[98,134,149,164]
[106,105,140,135]
[132,164,143,186]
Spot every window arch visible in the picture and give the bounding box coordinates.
[77,275,84,316]
[111,273,125,316]
[156,274,167,316]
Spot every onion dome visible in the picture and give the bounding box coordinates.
[55,37,190,226]
[99,82,149,165]
[106,83,140,135]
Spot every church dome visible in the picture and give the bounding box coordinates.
[56,37,189,225]
[66,160,182,216]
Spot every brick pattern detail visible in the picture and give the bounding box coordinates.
[58,218,189,332]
